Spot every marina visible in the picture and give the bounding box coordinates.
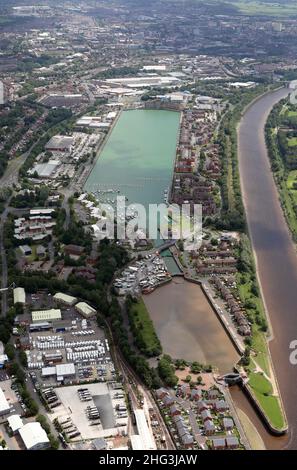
[84,109,181,212]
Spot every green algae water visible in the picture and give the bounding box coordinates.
[84,109,180,208]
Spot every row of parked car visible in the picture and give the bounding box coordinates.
[11,381,28,414]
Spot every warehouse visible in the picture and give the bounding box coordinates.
[32,160,60,179]
[7,414,23,434]
[45,135,74,152]
[41,363,76,380]
[13,287,26,305]
[0,387,10,416]
[18,422,50,450]
[75,302,97,318]
[31,309,62,323]
[54,292,77,306]
[130,434,144,450]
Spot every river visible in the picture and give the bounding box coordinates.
[237,87,297,449]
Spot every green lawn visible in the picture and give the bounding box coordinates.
[288,111,297,118]
[228,1,297,17]
[279,180,297,235]
[287,137,297,148]
[248,372,285,430]
[286,170,297,205]
[129,298,162,357]
[236,272,271,376]
[251,329,270,377]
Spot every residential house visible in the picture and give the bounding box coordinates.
[197,400,208,412]
[170,405,181,417]
[212,438,226,450]
[225,436,239,449]
[204,419,215,436]
[156,388,168,400]
[215,400,228,412]
[190,389,202,401]
[223,417,234,431]
[201,409,212,422]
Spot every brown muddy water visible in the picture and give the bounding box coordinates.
[143,278,239,374]
[238,87,297,449]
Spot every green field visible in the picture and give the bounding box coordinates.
[227,1,297,17]
[128,298,162,357]
[288,137,297,147]
[248,372,285,430]
[236,270,270,376]
[288,111,297,118]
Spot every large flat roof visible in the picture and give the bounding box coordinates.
[45,135,73,150]
[31,309,61,323]
[13,287,26,304]
[75,302,96,318]
[0,388,10,415]
[19,422,49,450]
[134,409,156,450]
[53,292,77,305]
[7,414,23,432]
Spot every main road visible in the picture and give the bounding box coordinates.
[237,86,297,449]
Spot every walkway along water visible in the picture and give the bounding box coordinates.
[237,86,297,449]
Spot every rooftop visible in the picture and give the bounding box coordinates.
[19,422,49,450]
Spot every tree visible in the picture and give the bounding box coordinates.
[4,343,15,360]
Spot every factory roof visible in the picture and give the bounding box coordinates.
[134,409,156,450]
[45,135,73,150]
[13,287,26,305]
[19,422,49,450]
[31,309,61,323]
[75,302,96,318]
[53,292,77,305]
[41,363,75,378]
[0,388,10,415]
[33,161,59,178]
[130,434,143,450]
[7,414,23,433]
[56,363,75,377]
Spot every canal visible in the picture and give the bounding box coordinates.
[143,278,239,374]
[237,86,297,449]
[84,109,180,210]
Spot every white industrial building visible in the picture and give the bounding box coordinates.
[7,415,23,434]
[0,388,10,416]
[131,409,156,450]
[75,302,96,318]
[13,287,26,305]
[18,422,50,450]
[42,363,75,380]
[31,160,60,179]
[53,292,77,306]
[31,309,62,323]
[130,434,144,450]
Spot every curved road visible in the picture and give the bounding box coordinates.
[238,87,297,450]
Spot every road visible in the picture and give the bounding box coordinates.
[0,198,12,317]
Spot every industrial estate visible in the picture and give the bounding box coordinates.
[1,0,297,457]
